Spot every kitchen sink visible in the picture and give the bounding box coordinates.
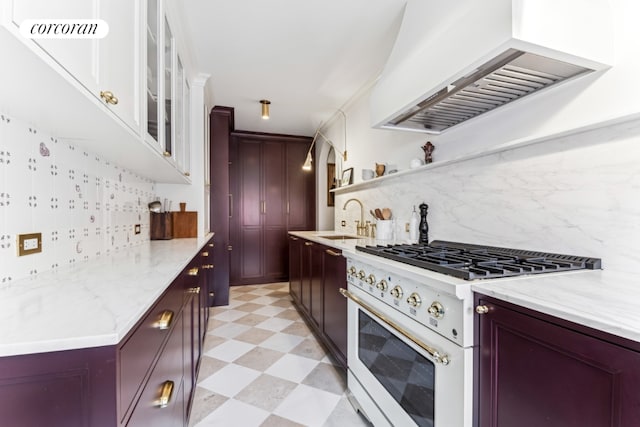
[315,234,360,240]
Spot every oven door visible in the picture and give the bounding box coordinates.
[342,285,473,427]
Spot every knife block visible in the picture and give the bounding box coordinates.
[150,212,173,240]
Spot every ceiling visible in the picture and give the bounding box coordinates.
[178,0,407,136]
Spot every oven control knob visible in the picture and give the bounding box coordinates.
[376,280,388,292]
[390,286,403,299]
[428,301,445,319]
[366,274,376,285]
[407,293,422,307]
[349,266,357,276]
[358,270,366,280]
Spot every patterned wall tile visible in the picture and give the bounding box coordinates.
[0,111,156,283]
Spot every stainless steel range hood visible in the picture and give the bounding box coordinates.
[371,0,613,134]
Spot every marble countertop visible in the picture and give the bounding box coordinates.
[0,235,212,357]
[290,231,640,344]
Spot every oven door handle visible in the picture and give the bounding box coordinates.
[340,288,450,365]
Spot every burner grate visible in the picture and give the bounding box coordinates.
[356,241,601,280]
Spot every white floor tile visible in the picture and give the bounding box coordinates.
[209,322,251,339]
[252,305,286,317]
[212,309,247,322]
[255,317,294,332]
[195,398,269,427]
[198,364,261,398]
[274,384,342,427]
[246,287,276,296]
[265,353,320,383]
[205,339,255,362]
[251,296,279,305]
[259,333,305,353]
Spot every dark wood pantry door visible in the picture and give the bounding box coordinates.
[229,132,314,285]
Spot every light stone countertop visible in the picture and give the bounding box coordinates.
[291,231,640,344]
[0,235,212,357]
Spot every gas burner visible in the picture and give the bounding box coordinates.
[356,241,601,280]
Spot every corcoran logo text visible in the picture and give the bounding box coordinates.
[20,19,109,39]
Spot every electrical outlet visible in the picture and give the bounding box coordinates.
[405,222,410,232]
[18,233,42,256]
[134,224,141,235]
[341,220,346,227]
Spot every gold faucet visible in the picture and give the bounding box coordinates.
[343,198,369,236]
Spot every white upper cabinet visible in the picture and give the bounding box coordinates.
[97,0,140,132]
[11,0,140,132]
[11,0,98,93]
[1,0,191,183]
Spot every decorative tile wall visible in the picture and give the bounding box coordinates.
[0,111,156,284]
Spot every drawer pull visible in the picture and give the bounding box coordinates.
[156,381,174,408]
[202,264,214,269]
[202,251,209,257]
[189,287,201,294]
[304,242,313,246]
[290,236,299,241]
[325,249,341,257]
[208,243,214,247]
[188,267,199,276]
[154,310,174,330]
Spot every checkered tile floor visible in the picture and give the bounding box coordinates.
[189,282,370,427]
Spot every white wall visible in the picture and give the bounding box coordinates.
[323,0,640,274]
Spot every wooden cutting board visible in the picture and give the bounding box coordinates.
[171,211,197,238]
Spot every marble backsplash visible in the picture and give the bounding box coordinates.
[335,117,640,275]
[0,112,156,284]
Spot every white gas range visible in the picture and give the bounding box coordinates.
[342,241,601,427]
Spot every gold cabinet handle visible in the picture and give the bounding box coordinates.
[202,264,214,269]
[99,90,118,105]
[208,243,214,247]
[290,236,299,241]
[188,267,199,276]
[325,249,341,257]
[476,305,489,314]
[184,172,190,176]
[153,310,174,330]
[304,242,313,246]
[209,292,215,298]
[156,381,174,408]
[202,251,209,257]
[188,287,201,294]
[163,151,171,157]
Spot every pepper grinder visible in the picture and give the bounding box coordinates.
[418,203,429,245]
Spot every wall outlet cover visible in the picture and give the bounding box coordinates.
[134,224,141,235]
[18,233,42,256]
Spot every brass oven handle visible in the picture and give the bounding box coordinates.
[153,310,174,330]
[325,249,341,257]
[339,288,450,365]
[156,380,174,408]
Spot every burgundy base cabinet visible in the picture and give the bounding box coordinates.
[289,236,347,368]
[475,294,640,427]
[0,240,213,427]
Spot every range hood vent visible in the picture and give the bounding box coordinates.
[386,49,592,133]
[371,0,613,134]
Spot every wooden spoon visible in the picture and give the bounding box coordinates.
[369,209,378,220]
[382,208,392,220]
[374,208,384,220]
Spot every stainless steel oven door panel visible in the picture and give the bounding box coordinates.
[345,285,473,427]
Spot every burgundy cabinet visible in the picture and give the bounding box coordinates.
[310,241,324,328]
[288,235,302,303]
[476,295,640,427]
[229,131,314,286]
[322,247,347,367]
[208,106,233,307]
[289,236,347,369]
[0,346,116,427]
[0,243,212,427]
